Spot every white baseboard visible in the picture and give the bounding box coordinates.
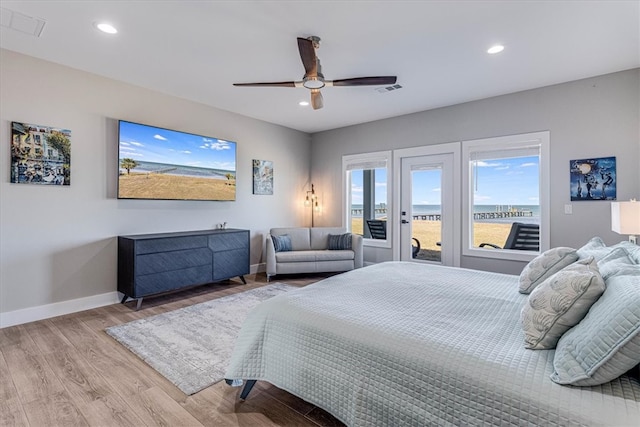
[1,266,268,329]
[250,262,265,274]
[0,291,121,329]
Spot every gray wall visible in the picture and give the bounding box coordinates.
[2,47,637,319]
[0,49,311,315]
[311,69,640,273]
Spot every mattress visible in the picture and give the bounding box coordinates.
[225,261,640,426]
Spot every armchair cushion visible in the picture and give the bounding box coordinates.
[272,234,292,252]
[328,233,352,250]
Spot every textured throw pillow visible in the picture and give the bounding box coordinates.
[576,236,614,261]
[612,240,640,264]
[520,257,605,350]
[551,272,640,386]
[272,234,292,252]
[597,247,638,280]
[518,247,579,294]
[327,233,352,250]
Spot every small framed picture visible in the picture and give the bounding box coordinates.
[569,156,616,201]
[11,121,71,185]
[253,159,273,195]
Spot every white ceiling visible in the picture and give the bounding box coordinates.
[1,1,639,133]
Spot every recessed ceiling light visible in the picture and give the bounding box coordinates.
[299,101,309,106]
[487,45,504,54]
[94,22,117,34]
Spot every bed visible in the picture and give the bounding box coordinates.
[225,260,640,426]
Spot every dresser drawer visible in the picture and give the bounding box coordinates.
[135,265,213,297]
[213,248,250,280]
[136,247,212,275]
[136,236,208,255]
[208,231,248,251]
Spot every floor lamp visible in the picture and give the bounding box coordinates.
[611,199,640,244]
[304,184,320,227]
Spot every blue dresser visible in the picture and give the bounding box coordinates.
[118,229,249,309]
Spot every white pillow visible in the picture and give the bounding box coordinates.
[518,247,578,294]
[520,257,605,350]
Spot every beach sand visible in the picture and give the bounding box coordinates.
[118,172,235,200]
[352,218,512,251]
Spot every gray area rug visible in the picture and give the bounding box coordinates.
[106,283,295,395]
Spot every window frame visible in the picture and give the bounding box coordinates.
[461,131,550,262]
[342,150,392,248]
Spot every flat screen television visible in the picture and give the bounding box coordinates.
[117,120,236,201]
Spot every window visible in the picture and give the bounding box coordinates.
[462,132,549,261]
[343,151,392,247]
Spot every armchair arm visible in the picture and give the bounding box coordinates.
[266,234,277,277]
[351,234,364,269]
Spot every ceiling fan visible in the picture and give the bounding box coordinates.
[233,36,397,110]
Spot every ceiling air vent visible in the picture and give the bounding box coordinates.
[376,84,403,93]
[0,8,46,37]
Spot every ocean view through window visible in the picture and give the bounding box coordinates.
[462,131,550,260]
[343,151,391,246]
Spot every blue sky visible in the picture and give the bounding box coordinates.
[119,121,236,171]
[351,156,539,206]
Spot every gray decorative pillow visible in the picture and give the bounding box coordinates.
[576,236,613,261]
[551,271,640,386]
[327,233,352,250]
[612,240,640,264]
[597,247,638,280]
[520,257,605,350]
[518,247,578,294]
[272,234,292,252]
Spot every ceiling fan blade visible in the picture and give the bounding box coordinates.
[233,81,296,87]
[297,37,317,77]
[330,76,397,87]
[311,89,323,110]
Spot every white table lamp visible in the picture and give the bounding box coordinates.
[611,199,640,244]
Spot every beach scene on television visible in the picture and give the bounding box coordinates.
[118,121,237,201]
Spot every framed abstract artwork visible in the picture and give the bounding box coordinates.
[252,159,273,195]
[11,121,71,185]
[569,156,616,201]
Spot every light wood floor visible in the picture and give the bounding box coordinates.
[0,273,345,427]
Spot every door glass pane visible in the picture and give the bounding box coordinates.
[349,168,387,238]
[471,154,540,249]
[411,167,442,262]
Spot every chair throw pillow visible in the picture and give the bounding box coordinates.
[272,234,292,252]
[551,271,640,386]
[518,247,579,294]
[327,233,352,250]
[520,257,605,350]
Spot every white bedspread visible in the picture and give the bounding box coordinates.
[225,262,640,426]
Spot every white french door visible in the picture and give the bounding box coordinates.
[399,152,458,266]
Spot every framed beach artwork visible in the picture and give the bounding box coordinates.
[569,156,616,201]
[11,121,71,185]
[253,159,273,195]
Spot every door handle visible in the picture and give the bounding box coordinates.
[401,219,409,224]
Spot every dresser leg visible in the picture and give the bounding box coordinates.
[239,275,247,284]
[136,298,143,310]
[120,295,128,304]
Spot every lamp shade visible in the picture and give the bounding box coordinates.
[611,200,640,235]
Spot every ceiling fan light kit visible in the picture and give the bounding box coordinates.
[233,36,397,110]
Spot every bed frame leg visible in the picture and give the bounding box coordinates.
[239,380,257,401]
